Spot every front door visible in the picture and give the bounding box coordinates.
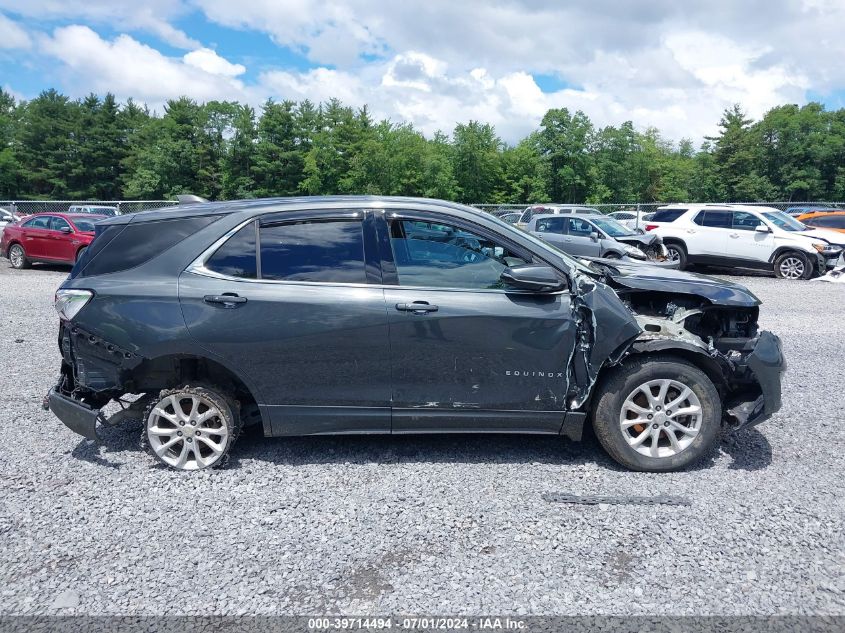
[728,211,775,263]
[179,211,392,435]
[562,217,601,257]
[378,211,579,433]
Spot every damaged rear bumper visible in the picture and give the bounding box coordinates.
[725,331,785,430]
[47,387,101,440]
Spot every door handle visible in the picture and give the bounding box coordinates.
[729,233,739,238]
[395,301,438,314]
[204,294,247,307]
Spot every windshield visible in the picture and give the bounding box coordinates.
[72,219,97,232]
[762,211,807,232]
[590,217,635,237]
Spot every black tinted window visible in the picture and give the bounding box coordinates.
[260,220,366,283]
[206,222,257,279]
[697,210,732,228]
[389,219,528,290]
[23,216,50,229]
[535,217,565,233]
[51,216,71,231]
[71,218,96,232]
[651,209,686,223]
[75,215,221,278]
[732,211,762,231]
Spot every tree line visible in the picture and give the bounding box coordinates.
[1,88,844,204]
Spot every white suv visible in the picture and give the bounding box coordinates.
[645,204,843,280]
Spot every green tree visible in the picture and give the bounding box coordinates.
[451,121,501,203]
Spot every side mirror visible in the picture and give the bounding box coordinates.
[589,231,599,242]
[755,225,771,233]
[500,265,566,293]
[60,226,72,234]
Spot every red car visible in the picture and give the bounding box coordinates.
[1,213,106,269]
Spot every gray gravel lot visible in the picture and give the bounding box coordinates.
[1,262,844,616]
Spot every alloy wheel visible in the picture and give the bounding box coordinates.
[619,378,702,458]
[779,256,805,279]
[146,392,230,470]
[666,247,681,262]
[9,245,23,268]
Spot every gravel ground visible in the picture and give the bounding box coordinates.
[1,262,844,616]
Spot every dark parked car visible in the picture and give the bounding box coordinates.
[1,213,105,268]
[47,197,784,472]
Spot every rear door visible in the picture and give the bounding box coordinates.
[20,215,52,259]
[378,209,579,433]
[688,209,731,257]
[179,209,393,435]
[531,216,568,250]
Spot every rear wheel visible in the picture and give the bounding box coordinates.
[8,244,29,269]
[664,243,687,270]
[592,356,721,472]
[774,251,811,280]
[143,385,240,471]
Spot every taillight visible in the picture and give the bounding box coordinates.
[644,224,658,231]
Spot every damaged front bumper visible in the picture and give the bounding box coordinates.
[724,330,785,429]
[46,387,101,440]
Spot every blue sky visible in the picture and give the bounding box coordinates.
[2,1,844,143]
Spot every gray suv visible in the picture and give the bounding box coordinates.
[47,196,784,472]
[527,213,666,261]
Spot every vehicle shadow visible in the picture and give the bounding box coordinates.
[69,412,773,472]
[719,427,773,471]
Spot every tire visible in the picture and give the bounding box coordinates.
[603,252,621,259]
[142,385,240,471]
[75,246,87,263]
[8,244,30,269]
[774,251,810,280]
[591,356,721,472]
[664,242,687,270]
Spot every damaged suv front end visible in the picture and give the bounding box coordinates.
[587,261,784,430]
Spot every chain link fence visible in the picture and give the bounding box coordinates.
[473,201,845,216]
[0,200,178,216]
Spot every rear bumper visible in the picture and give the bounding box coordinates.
[726,331,785,429]
[47,387,100,440]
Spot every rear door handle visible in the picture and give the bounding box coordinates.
[204,294,247,307]
[395,301,438,313]
[729,233,739,238]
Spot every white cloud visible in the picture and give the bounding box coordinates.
[183,47,245,77]
[38,26,249,107]
[0,12,31,49]
[0,1,199,49]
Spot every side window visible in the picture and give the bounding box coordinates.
[260,220,366,283]
[206,222,257,279]
[567,218,593,236]
[521,209,532,223]
[697,210,732,229]
[651,209,687,223]
[535,218,564,233]
[732,211,761,231]
[810,215,845,229]
[23,216,51,229]
[389,219,529,290]
[51,216,71,232]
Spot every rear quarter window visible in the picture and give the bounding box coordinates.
[72,215,221,278]
[650,209,687,223]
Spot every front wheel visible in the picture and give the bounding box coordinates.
[774,251,812,280]
[592,356,721,472]
[143,385,240,471]
[75,246,87,263]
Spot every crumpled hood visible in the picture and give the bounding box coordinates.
[615,233,661,248]
[798,228,845,248]
[600,262,761,307]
